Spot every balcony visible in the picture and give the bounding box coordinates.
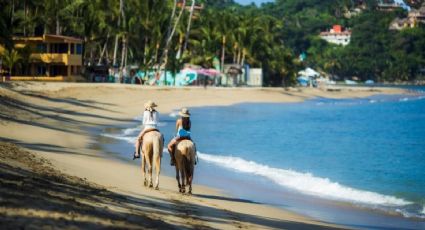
[30,53,82,66]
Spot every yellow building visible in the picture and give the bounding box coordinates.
[0,34,83,81]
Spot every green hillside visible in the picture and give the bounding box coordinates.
[1,0,424,85]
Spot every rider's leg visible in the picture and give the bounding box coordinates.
[134,130,147,158]
[168,138,177,166]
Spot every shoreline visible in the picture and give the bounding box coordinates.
[0,82,412,229]
[97,97,425,229]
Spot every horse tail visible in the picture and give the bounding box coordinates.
[184,143,195,183]
[152,133,161,159]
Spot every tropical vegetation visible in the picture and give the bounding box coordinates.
[1,0,424,85]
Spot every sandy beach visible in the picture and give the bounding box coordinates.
[0,82,407,229]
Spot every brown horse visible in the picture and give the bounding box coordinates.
[174,140,196,194]
[141,131,164,190]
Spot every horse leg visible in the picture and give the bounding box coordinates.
[180,168,186,194]
[141,152,148,187]
[154,155,161,190]
[175,167,181,192]
[188,165,194,195]
[145,153,153,188]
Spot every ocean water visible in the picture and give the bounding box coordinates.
[99,87,425,229]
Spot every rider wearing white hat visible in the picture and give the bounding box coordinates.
[134,100,160,159]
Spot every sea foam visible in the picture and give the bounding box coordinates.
[197,152,412,207]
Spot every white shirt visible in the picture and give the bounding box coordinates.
[143,110,159,129]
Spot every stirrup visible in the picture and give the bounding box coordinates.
[133,151,140,160]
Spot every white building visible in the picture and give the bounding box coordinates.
[319,25,352,46]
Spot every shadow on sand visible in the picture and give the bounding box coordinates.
[0,141,345,230]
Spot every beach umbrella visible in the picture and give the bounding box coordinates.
[196,68,220,77]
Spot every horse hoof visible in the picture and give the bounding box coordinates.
[155,186,159,190]
[143,180,147,187]
[149,183,153,188]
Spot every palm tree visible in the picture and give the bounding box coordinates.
[2,49,22,76]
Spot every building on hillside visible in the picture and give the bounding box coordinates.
[344,0,367,18]
[377,0,406,11]
[408,3,425,23]
[389,3,425,30]
[319,25,352,46]
[389,17,416,30]
[0,34,83,81]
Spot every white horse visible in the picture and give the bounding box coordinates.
[174,140,196,194]
[141,131,164,190]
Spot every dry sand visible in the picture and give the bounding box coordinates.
[0,82,406,229]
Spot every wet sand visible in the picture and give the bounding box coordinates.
[0,82,406,229]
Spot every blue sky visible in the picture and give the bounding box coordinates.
[235,0,274,6]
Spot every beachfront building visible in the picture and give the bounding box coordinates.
[0,34,83,81]
[319,25,352,46]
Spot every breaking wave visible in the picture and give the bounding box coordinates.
[197,152,411,207]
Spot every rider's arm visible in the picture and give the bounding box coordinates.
[153,111,159,125]
[142,111,148,126]
[175,119,181,133]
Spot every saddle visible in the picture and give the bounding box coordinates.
[176,136,191,142]
[139,128,160,141]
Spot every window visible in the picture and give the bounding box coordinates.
[50,43,68,53]
[36,43,47,53]
[37,65,47,75]
[76,44,82,55]
[58,43,68,53]
[70,44,75,54]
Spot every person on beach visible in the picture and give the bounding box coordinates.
[167,108,193,166]
[133,100,159,159]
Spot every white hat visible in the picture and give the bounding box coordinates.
[144,100,158,109]
[179,108,190,117]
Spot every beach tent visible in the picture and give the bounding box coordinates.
[196,68,220,77]
[297,67,320,87]
[298,67,320,78]
[175,68,198,86]
[297,76,309,87]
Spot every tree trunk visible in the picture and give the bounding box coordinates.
[10,0,15,33]
[119,35,127,83]
[23,0,26,36]
[233,43,237,63]
[113,36,119,66]
[236,48,241,66]
[55,0,60,35]
[124,37,128,67]
[241,49,246,67]
[143,37,148,65]
[98,33,109,65]
[157,0,184,85]
[113,0,124,66]
[221,35,226,72]
[182,0,195,55]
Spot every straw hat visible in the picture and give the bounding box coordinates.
[179,108,190,117]
[144,100,158,109]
